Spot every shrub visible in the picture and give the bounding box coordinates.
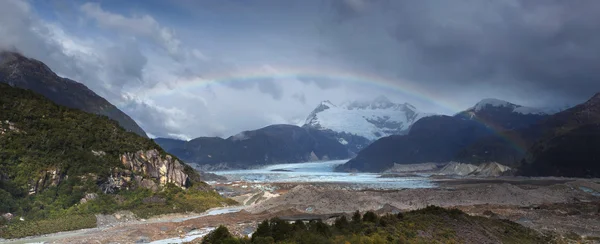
[351,210,361,223]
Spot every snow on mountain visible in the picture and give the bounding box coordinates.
[471,98,547,115]
[304,96,431,141]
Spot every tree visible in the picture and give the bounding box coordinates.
[352,210,362,223]
[269,217,292,241]
[202,225,233,244]
[252,219,271,241]
[334,215,349,230]
[293,220,307,231]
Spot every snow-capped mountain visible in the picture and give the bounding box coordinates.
[470,98,548,115]
[456,98,550,131]
[304,96,430,141]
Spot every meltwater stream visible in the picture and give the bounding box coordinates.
[209,160,435,189]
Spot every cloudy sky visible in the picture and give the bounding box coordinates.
[1,0,599,139]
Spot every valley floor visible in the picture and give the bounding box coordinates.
[4,177,600,243]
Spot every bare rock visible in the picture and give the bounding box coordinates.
[80,193,99,204]
[28,168,65,195]
[121,149,190,189]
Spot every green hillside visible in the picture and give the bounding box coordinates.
[0,83,232,238]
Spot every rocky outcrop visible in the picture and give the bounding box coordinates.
[80,193,99,204]
[2,213,13,221]
[439,162,512,177]
[120,149,190,189]
[28,168,65,195]
[26,150,190,195]
[471,162,513,176]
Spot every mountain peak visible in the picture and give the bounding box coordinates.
[320,100,335,107]
[587,92,600,105]
[467,98,547,116]
[345,96,399,110]
[473,98,516,111]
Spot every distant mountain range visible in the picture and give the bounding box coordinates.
[155,124,351,170]
[337,98,550,172]
[0,51,147,138]
[157,96,431,169]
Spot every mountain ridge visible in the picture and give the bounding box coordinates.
[156,124,352,170]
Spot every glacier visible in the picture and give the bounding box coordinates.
[304,96,431,141]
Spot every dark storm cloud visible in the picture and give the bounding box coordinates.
[328,0,600,104]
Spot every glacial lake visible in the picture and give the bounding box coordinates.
[209,160,435,189]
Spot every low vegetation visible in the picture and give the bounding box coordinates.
[200,206,551,244]
[0,214,96,239]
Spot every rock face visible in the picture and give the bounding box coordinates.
[303,96,432,153]
[0,51,147,137]
[160,124,351,170]
[27,150,191,195]
[120,149,190,189]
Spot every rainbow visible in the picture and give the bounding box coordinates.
[144,65,527,153]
